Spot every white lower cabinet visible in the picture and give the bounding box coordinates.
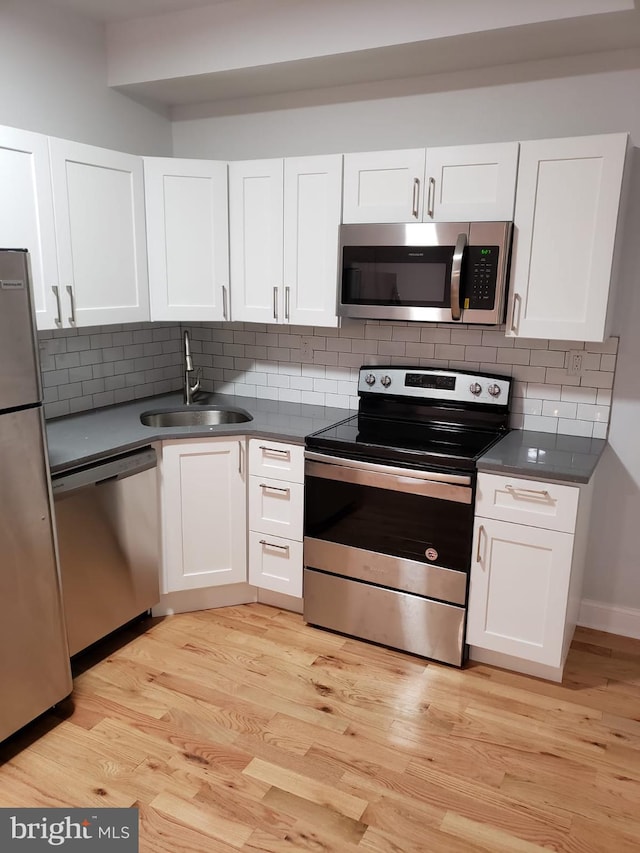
[248,439,304,598]
[160,438,247,593]
[467,473,591,681]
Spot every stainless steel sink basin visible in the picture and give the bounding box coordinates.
[140,406,253,427]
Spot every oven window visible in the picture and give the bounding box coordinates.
[342,245,453,307]
[305,473,473,572]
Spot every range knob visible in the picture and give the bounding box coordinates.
[470,382,482,396]
[364,373,376,386]
[488,383,502,398]
[381,375,392,388]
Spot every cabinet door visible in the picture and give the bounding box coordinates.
[229,159,284,323]
[507,133,627,342]
[161,439,247,592]
[467,517,574,667]
[424,142,519,221]
[49,138,149,327]
[284,155,342,328]
[342,149,425,223]
[0,126,59,330]
[144,157,229,322]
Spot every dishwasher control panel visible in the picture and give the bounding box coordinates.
[51,446,157,494]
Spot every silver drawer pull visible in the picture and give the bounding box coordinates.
[505,484,550,498]
[476,525,485,564]
[259,445,290,457]
[259,539,290,552]
[259,483,290,494]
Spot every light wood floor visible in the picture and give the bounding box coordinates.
[1,605,640,852]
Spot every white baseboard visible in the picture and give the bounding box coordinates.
[578,598,640,639]
[152,583,257,616]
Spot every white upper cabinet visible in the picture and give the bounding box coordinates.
[283,155,343,327]
[0,126,59,330]
[49,138,149,327]
[507,133,628,342]
[230,154,342,327]
[424,142,519,221]
[229,158,284,324]
[343,148,425,223]
[342,143,518,223]
[144,157,229,322]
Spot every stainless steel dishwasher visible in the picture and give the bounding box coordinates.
[51,446,160,657]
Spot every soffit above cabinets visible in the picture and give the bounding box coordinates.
[46,0,640,111]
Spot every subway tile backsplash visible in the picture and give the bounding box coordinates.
[38,323,183,418]
[39,319,618,439]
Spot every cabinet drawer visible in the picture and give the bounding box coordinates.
[249,476,303,540]
[475,473,579,533]
[249,532,303,597]
[249,439,304,483]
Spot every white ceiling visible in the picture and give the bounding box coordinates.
[44,0,640,110]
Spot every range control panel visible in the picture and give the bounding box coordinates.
[358,367,511,406]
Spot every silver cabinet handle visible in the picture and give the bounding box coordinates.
[411,178,420,219]
[238,441,244,476]
[259,482,290,494]
[259,445,290,457]
[222,285,228,320]
[273,286,278,321]
[476,525,485,564]
[52,285,63,327]
[285,286,290,321]
[66,285,76,326]
[426,176,436,219]
[510,292,522,334]
[505,484,550,499]
[259,539,290,552]
[450,232,467,321]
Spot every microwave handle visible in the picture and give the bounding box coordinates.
[450,232,467,321]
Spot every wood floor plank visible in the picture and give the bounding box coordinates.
[149,790,253,849]
[242,757,368,820]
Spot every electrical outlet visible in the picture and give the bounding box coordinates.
[301,337,312,360]
[568,350,583,376]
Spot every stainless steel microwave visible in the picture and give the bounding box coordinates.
[338,221,513,324]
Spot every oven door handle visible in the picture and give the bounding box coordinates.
[305,452,472,504]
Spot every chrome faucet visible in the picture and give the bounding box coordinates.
[183,330,201,405]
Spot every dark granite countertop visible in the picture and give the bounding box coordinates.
[477,429,606,484]
[46,392,355,474]
[46,394,606,484]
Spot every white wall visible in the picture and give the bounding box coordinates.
[173,58,640,626]
[0,0,172,154]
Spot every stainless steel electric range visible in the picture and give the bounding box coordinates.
[303,365,512,667]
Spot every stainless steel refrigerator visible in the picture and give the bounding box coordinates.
[0,249,72,741]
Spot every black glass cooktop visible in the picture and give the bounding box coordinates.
[306,414,507,473]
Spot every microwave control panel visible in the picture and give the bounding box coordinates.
[464,246,499,309]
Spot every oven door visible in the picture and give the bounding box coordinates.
[303,452,474,665]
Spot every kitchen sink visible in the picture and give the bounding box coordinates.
[140,406,253,427]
